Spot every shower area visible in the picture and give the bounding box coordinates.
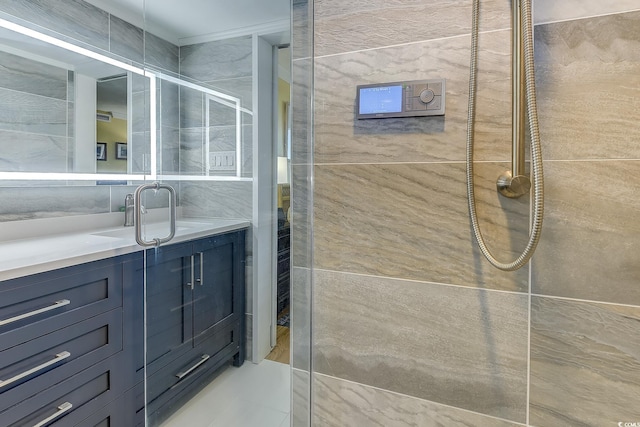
[291,0,640,426]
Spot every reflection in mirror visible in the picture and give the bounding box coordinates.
[96,74,128,173]
[0,14,151,181]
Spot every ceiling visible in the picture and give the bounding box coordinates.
[85,0,290,46]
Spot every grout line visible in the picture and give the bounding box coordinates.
[313,9,639,60]
[535,8,640,27]
[313,268,528,296]
[314,372,528,426]
[308,159,640,167]
[530,293,640,309]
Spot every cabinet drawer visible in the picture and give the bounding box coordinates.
[147,325,239,407]
[0,355,127,427]
[0,257,126,351]
[0,309,122,412]
[73,384,142,427]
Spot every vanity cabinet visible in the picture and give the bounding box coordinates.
[0,253,143,427]
[145,229,246,425]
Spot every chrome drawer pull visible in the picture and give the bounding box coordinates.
[0,351,71,390]
[0,299,71,327]
[175,354,210,380]
[32,402,73,427]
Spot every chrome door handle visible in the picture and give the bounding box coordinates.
[32,402,73,427]
[196,252,204,286]
[134,182,177,247]
[175,354,210,380]
[187,255,194,290]
[0,300,70,327]
[0,351,71,389]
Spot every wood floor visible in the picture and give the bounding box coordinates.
[266,307,290,364]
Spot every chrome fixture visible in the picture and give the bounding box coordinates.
[124,193,135,226]
[133,182,177,247]
[466,0,544,271]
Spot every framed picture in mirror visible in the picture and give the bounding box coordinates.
[97,142,107,161]
[116,142,127,160]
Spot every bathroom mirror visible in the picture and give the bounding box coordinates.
[0,13,152,181]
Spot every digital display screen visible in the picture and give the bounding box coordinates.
[358,85,403,115]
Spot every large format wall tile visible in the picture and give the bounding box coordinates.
[314,0,510,57]
[314,162,529,292]
[0,185,110,221]
[530,297,640,426]
[313,269,529,422]
[314,373,525,427]
[144,32,179,74]
[0,0,109,51]
[0,131,67,172]
[0,89,67,136]
[0,51,67,100]
[291,267,311,371]
[534,0,640,24]
[314,30,512,164]
[109,14,144,64]
[531,160,640,305]
[534,11,640,160]
[180,181,252,220]
[180,36,252,83]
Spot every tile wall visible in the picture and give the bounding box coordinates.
[291,0,640,426]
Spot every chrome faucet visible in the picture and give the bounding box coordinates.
[124,194,135,226]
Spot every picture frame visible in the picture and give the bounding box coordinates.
[116,142,127,160]
[97,142,107,161]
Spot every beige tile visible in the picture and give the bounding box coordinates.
[535,11,640,160]
[314,373,525,427]
[534,0,640,24]
[314,162,529,292]
[531,161,640,305]
[291,165,313,269]
[313,269,529,422]
[314,0,510,57]
[314,30,513,164]
[292,368,310,427]
[291,267,311,371]
[530,296,640,427]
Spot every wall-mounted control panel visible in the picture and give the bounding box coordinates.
[356,79,445,119]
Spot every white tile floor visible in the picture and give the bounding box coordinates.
[160,359,291,427]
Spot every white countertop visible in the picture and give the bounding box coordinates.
[0,218,250,282]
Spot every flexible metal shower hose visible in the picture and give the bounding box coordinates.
[466,0,544,271]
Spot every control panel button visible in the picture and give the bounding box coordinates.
[419,89,435,104]
[411,98,427,111]
[426,95,442,110]
[428,82,442,95]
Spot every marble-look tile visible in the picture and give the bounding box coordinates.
[0,185,110,221]
[531,161,640,305]
[179,127,204,175]
[0,130,67,172]
[206,76,253,110]
[292,0,311,61]
[180,36,252,83]
[208,124,253,178]
[534,11,640,160]
[160,126,179,174]
[530,296,640,427]
[144,31,179,74]
[291,164,312,269]
[314,373,525,427]
[159,78,179,130]
[314,30,512,164]
[313,269,529,422]
[314,163,529,292]
[0,0,109,51]
[314,0,510,57]
[108,14,143,64]
[130,131,150,174]
[291,58,312,166]
[180,86,204,129]
[291,267,311,371]
[292,368,310,427]
[132,90,149,133]
[180,181,252,220]
[0,88,67,136]
[534,0,640,24]
[0,51,68,100]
